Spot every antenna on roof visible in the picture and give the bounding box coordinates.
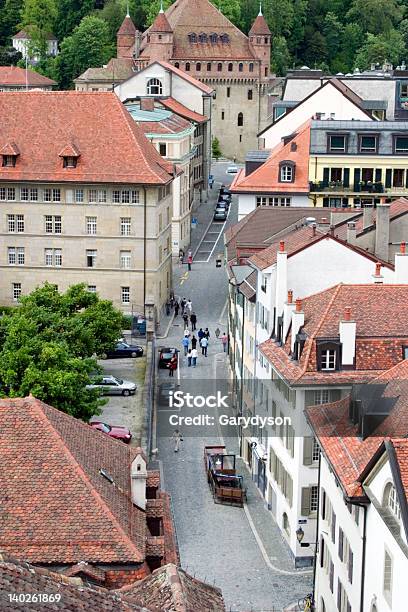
[259,2,263,16]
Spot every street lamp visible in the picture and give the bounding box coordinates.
[296,526,305,543]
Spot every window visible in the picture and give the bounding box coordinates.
[385,483,401,519]
[120,250,131,269]
[29,187,38,201]
[221,111,225,120]
[112,189,139,204]
[359,134,378,153]
[401,83,408,98]
[315,389,329,405]
[45,215,62,234]
[280,165,293,182]
[75,189,84,203]
[147,78,163,95]
[185,63,190,71]
[321,349,336,370]
[248,89,253,100]
[207,62,211,71]
[394,135,408,153]
[198,32,207,43]
[12,282,21,301]
[337,579,350,612]
[7,187,15,201]
[121,286,130,304]
[312,439,320,462]
[227,87,230,97]
[228,63,233,72]
[393,168,404,187]
[43,188,61,202]
[159,143,167,156]
[249,62,254,72]
[237,113,243,127]
[188,32,197,43]
[44,248,62,266]
[210,32,218,43]
[87,285,96,293]
[310,485,318,512]
[86,216,97,235]
[238,62,243,72]
[8,247,24,265]
[86,249,97,267]
[174,62,180,68]
[383,549,393,605]
[7,214,24,233]
[283,512,290,536]
[196,62,201,71]
[120,217,131,236]
[217,62,222,72]
[2,154,16,167]
[88,189,106,203]
[301,485,318,515]
[63,156,77,168]
[20,187,29,201]
[328,134,347,153]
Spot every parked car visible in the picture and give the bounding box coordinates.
[217,199,230,209]
[219,186,232,196]
[87,375,137,396]
[158,347,179,368]
[101,342,143,359]
[218,193,232,203]
[90,421,132,443]
[213,209,228,221]
[226,165,238,174]
[158,382,176,406]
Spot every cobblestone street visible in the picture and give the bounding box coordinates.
[155,163,312,611]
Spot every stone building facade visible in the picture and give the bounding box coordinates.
[75,0,273,161]
[0,91,175,318]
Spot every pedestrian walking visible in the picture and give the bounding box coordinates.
[168,354,177,377]
[190,311,197,330]
[165,299,171,316]
[221,332,228,352]
[200,336,208,356]
[191,347,198,367]
[183,312,189,327]
[174,301,179,317]
[180,298,186,315]
[191,334,197,349]
[186,299,193,314]
[204,328,210,341]
[178,249,184,267]
[170,292,175,308]
[198,328,204,341]
[187,349,192,367]
[182,335,189,356]
[172,429,183,452]
[215,328,220,339]
[187,252,193,271]
[184,327,190,338]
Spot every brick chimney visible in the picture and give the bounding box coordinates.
[283,290,296,340]
[375,202,391,262]
[131,450,147,510]
[290,298,304,352]
[274,241,287,332]
[339,307,356,366]
[394,242,408,283]
[373,261,383,284]
[347,221,356,245]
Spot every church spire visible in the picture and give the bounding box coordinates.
[259,2,262,16]
[159,0,164,13]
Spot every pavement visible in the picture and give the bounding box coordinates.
[154,162,312,611]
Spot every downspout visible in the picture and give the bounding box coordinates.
[143,186,147,316]
[359,503,367,612]
[312,450,321,608]
[239,294,245,456]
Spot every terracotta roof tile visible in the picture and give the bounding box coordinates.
[334,197,408,240]
[150,11,173,33]
[0,66,56,87]
[118,15,136,36]
[249,14,271,36]
[0,396,147,564]
[389,438,408,503]
[0,91,173,185]
[161,97,208,123]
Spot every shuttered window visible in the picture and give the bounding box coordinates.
[331,511,336,543]
[338,527,344,561]
[383,549,393,604]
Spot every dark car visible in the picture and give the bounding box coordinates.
[213,209,228,221]
[218,193,232,203]
[219,186,232,196]
[158,347,179,368]
[101,342,144,359]
[90,421,132,443]
[216,199,230,209]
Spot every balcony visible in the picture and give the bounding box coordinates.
[309,181,385,194]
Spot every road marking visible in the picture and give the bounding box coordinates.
[179,271,189,286]
[218,298,228,325]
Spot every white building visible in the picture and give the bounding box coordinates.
[12,29,58,61]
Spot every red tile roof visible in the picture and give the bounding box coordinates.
[249,14,271,36]
[260,284,408,386]
[118,15,136,36]
[231,121,311,194]
[161,97,208,123]
[334,197,408,240]
[0,396,148,564]
[156,60,214,94]
[0,91,174,185]
[147,0,257,60]
[0,66,56,86]
[119,563,226,612]
[150,11,173,33]
[306,360,408,498]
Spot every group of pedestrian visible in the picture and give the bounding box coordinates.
[179,249,193,271]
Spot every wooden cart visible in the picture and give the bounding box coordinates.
[203,445,246,507]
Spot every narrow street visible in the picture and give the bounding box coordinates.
[155,162,312,612]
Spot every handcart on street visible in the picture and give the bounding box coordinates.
[203,445,246,507]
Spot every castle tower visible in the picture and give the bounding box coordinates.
[249,5,271,80]
[147,4,174,62]
[117,13,136,59]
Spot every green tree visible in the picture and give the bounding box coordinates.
[355,30,406,68]
[212,0,241,26]
[55,15,114,88]
[264,0,294,38]
[97,0,127,43]
[289,0,307,58]
[271,35,291,76]
[142,0,172,27]
[21,0,57,32]
[0,283,124,420]
[0,0,24,45]
[347,0,403,35]
[322,12,343,65]
[212,136,222,160]
[54,0,94,41]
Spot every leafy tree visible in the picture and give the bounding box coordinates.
[347,0,403,35]
[142,0,172,27]
[0,283,124,420]
[355,30,406,68]
[271,35,291,76]
[0,0,24,45]
[0,45,22,64]
[98,0,127,43]
[21,0,57,33]
[289,0,308,58]
[212,137,222,160]
[322,12,343,66]
[54,0,94,41]
[212,0,241,27]
[55,15,114,88]
[264,0,294,38]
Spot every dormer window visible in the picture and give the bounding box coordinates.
[279,160,295,183]
[2,155,16,167]
[63,156,77,168]
[59,143,80,168]
[387,484,401,520]
[321,349,336,370]
[317,341,340,371]
[1,142,20,167]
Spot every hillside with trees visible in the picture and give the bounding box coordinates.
[0,0,407,85]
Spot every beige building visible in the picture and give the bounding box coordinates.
[0,91,175,319]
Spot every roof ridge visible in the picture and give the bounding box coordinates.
[27,397,144,562]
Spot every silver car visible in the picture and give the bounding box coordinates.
[87,375,137,396]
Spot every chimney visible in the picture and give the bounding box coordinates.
[134,30,142,59]
[283,290,296,340]
[375,202,390,262]
[312,223,317,236]
[372,261,383,284]
[339,307,356,366]
[394,242,408,283]
[131,451,147,510]
[363,204,374,230]
[274,241,287,332]
[290,298,304,352]
[330,224,335,236]
[347,221,356,245]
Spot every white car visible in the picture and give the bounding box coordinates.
[226,165,238,174]
[86,375,137,396]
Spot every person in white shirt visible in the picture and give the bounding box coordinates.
[191,347,198,367]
